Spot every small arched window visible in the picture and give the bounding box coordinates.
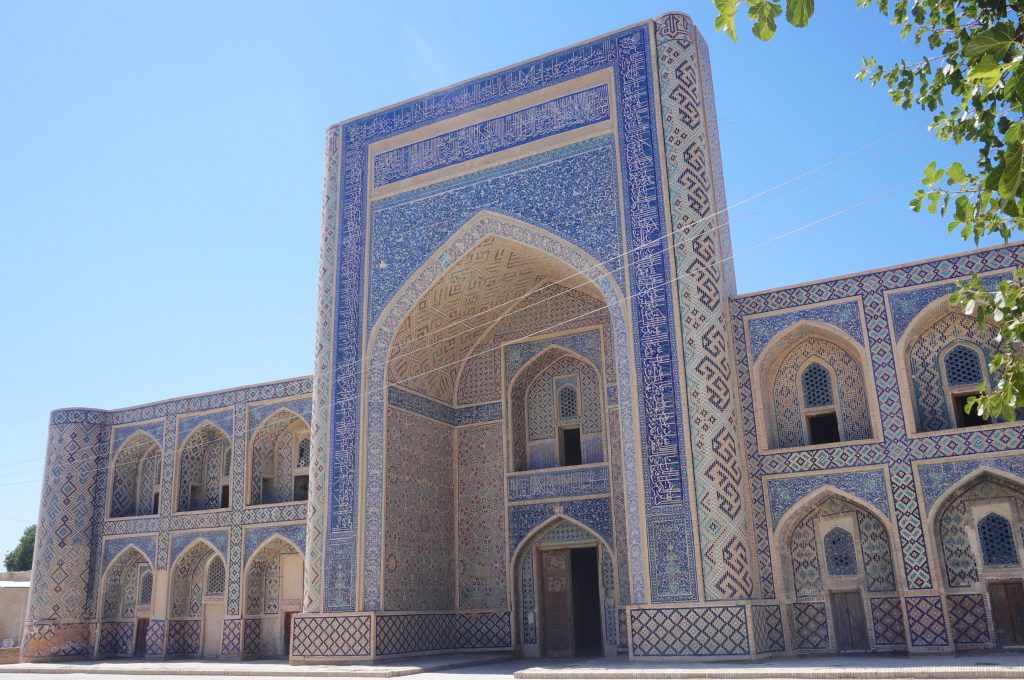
[802,363,834,408]
[945,345,984,387]
[944,345,989,429]
[979,512,1019,566]
[297,438,310,468]
[558,385,578,420]
[138,567,153,606]
[823,526,857,576]
[206,556,226,596]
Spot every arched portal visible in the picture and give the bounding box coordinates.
[244,536,304,658]
[513,518,617,658]
[933,470,1024,647]
[775,490,901,653]
[168,541,226,659]
[98,547,153,657]
[365,214,633,653]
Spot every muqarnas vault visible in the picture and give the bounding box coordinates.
[23,12,1024,663]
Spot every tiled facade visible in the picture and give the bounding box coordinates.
[22,11,1024,663]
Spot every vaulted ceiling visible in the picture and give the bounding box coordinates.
[387,235,602,403]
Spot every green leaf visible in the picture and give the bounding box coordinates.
[967,54,1009,92]
[748,0,783,40]
[785,0,814,27]
[947,162,967,184]
[964,23,1017,60]
[999,144,1024,199]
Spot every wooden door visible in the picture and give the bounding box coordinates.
[133,619,148,658]
[201,602,225,659]
[830,591,869,651]
[284,612,294,656]
[989,581,1024,645]
[540,549,574,658]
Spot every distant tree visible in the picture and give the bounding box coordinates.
[4,525,35,572]
[714,0,1024,422]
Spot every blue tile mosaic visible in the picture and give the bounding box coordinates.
[244,523,306,561]
[387,387,501,426]
[373,85,610,187]
[112,422,164,452]
[248,398,311,432]
[767,470,889,528]
[178,410,233,443]
[101,536,156,571]
[369,135,624,324]
[508,497,613,556]
[505,330,603,383]
[748,301,863,363]
[170,530,229,565]
[507,465,610,502]
[918,453,1024,512]
[889,274,1007,341]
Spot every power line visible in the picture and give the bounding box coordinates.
[2,177,916,492]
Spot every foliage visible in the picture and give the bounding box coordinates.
[713,0,1024,421]
[4,524,35,572]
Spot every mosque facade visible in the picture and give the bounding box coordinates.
[22,12,1024,662]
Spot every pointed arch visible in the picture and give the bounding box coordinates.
[176,423,231,512]
[773,486,899,600]
[247,408,311,506]
[363,211,640,614]
[753,320,876,450]
[930,467,1024,588]
[109,432,163,518]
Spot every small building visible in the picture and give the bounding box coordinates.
[0,572,30,663]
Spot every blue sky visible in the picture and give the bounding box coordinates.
[0,1,997,555]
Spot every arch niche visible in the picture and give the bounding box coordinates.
[932,469,1024,647]
[247,410,311,506]
[774,488,901,653]
[512,516,618,658]
[98,546,154,657]
[168,540,227,659]
[109,433,162,518]
[363,213,635,646]
[243,535,304,658]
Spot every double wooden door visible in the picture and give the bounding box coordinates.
[830,591,869,651]
[989,581,1024,646]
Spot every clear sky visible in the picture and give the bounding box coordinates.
[0,1,1001,556]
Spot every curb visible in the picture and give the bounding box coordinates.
[0,653,512,677]
[512,667,1024,680]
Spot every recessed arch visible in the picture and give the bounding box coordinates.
[246,409,311,506]
[176,423,231,512]
[754,320,876,450]
[109,432,163,518]
[363,211,639,615]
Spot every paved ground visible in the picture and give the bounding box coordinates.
[6,652,1024,680]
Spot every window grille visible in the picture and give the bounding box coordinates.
[945,345,984,387]
[802,363,834,408]
[979,512,1019,566]
[823,526,857,576]
[558,386,578,420]
[139,568,153,605]
[206,557,226,596]
[297,438,310,468]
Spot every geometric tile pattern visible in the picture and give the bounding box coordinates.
[629,606,750,657]
[242,618,262,657]
[905,596,949,647]
[454,612,513,649]
[790,602,828,650]
[948,593,991,645]
[870,597,906,646]
[748,300,864,363]
[145,619,166,657]
[290,616,371,658]
[376,614,456,657]
[768,469,890,528]
[656,12,750,601]
[165,620,200,656]
[98,621,133,656]
[221,618,241,657]
[751,604,785,654]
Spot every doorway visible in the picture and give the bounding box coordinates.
[201,601,225,659]
[133,618,148,658]
[989,581,1024,645]
[539,547,603,657]
[829,591,869,651]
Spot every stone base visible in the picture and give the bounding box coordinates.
[20,623,94,661]
[289,611,512,663]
